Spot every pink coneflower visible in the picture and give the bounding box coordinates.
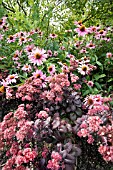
[74,25,88,36]
[14,61,21,69]
[48,65,56,75]
[95,29,107,39]
[106,52,112,58]
[74,20,82,26]
[22,64,32,72]
[28,47,47,65]
[3,25,8,31]
[6,74,18,84]
[84,95,95,109]
[54,51,58,56]
[28,30,35,36]
[80,48,87,54]
[24,44,34,54]
[88,26,99,33]
[67,54,75,59]
[32,70,45,79]
[38,31,43,36]
[49,33,57,38]
[86,42,95,49]
[77,64,90,75]
[60,46,65,50]
[19,37,27,45]
[78,57,90,65]
[12,50,22,61]
[47,50,52,57]
[17,31,27,38]
[0,19,5,29]
[87,81,94,87]
[7,35,16,43]
[0,79,8,87]
[74,41,82,49]
[0,56,6,60]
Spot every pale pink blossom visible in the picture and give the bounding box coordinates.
[77,64,90,75]
[106,52,112,58]
[74,25,88,36]
[49,33,57,38]
[48,65,56,75]
[32,69,45,79]
[22,64,32,72]
[28,47,47,65]
[6,74,18,84]
[7,35,16,43]
[87,81,94,87]
[47,50,53,56]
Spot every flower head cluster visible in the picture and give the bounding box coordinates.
[75,94,113,161]
[47,151,62,170]
[28,47,47,65]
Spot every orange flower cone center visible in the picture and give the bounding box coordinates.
[82,65,88,71]
[80,25,85,32]
[36,74,41,78]
[9,36,13,40]
[48,66,53,72]
[9,75,15,79]
[78,20,82,25]
[35,53,42,59]
[87,98,94,105]
[0,86,5,93]
[0,20,3,25]
[99,30,104,34]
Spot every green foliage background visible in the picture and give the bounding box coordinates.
[1,0,113,34]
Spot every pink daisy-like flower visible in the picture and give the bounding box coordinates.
[22,64,32,72]
[32,70,45,79]
[0,56,6,60]
[48,65,56,75]
[6,74,18,84]
[0,79,8,87]
[0,18,5,29]
[87,81,94,87]
[80,48,87,54]
[74,20,82,26]
[3,25,8,32]
[47,50,52,57]
[28,47,47,65]
[24,44,35,54]
[95,29,107,39]
[19,37,27,45]
[49,33,58,38]
[12,50,22,61]
[17,31,27,38]
[77,64,90,75]
[74,25,88,36]
[54,51,58,56]
[106,52,112,59]
[84,95,95,109]
[7,35,16,43]
[88,26,99,33]
[86,41,95,49]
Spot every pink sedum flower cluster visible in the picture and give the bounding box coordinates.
[47,151,62,170]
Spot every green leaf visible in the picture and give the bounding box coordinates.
[108,78,113,82]
[83,90,90,96]
[94,74,106,81]
[95,82,102,90]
